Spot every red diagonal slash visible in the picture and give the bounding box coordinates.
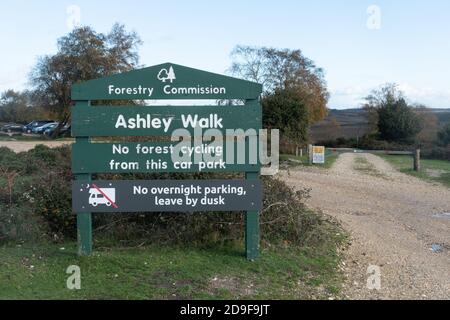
[91,183,119,209]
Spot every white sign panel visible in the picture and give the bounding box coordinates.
[312,146,325,164]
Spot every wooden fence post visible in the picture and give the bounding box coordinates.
[414,149,421,172]
[308,144,313,165]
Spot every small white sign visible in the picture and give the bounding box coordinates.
[312,146,325,164]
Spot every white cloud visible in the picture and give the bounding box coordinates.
[0,66,29,93]
[397,83,450,108]
[328,85,370,109]
[329,84,450,109]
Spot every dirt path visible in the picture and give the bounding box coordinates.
[279,153,450,300]
[0,141,73,153]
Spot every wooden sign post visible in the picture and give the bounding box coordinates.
[414,149,421,172]
[71,63,263,260]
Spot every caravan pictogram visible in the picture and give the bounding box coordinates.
[88,184,118,208]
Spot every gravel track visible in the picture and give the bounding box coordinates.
[0,141,73,153]
[279,153,450,300]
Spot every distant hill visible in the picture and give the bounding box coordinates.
[416,108,450,123]
[309,108,450,143]
[309,108,371,142]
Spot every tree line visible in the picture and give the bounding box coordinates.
[0,22,449,151]
[0,24,330,140]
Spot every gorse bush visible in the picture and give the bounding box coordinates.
[93,176,330,248]
[0,145,338,248]
[422,146,450,161]
[0,145,72,242]
[0,204,46,243]
[438,123,450,147]
[31,171,74,237]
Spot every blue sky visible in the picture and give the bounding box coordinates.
[1,0,449,109]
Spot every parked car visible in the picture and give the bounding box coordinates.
[1,123,25,133]
[23,120,55,134]
[32,122,59,134]
[44,124,71,137]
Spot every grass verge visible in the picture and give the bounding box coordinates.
[380,155,450,187]
[0,237,345,300]
[280,153,338,169]
[353,157,385,178]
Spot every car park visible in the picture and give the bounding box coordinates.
[41,123,59,136]
[44,123,71,137]
[32,122,58,134]
[1,123,25,133]
[23,120,55,134]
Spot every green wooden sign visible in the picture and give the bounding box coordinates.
[72,102,261,137]
[72,141,261,174]
[72,63,262,100]
[71,62,262,261]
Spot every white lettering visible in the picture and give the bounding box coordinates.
[107,85,154,97]
[133,186,149,195]
[115,115,127,128]
[181,114,223,129]
[113,115,174,132]
[112,144,129,154]
[163,85,226,95]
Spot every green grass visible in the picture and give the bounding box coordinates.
[353,157,385,178]
[380,155,450,187]
[280,152,338,169]
[0,241,344,300]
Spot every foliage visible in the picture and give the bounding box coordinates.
[415,106,440,146]
[0,90,28,123]
[364,84,422,143]
[0,90,50,124]
[0,145,72,242]
[29,24,142,121]
[318,134,413,151]
[377,99,422,142]
[262,89,309,145]
[229,45,329,124]
[0,145,335,249]
[422,146,450,161]
[438,122,450,146]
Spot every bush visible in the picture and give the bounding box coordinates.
[438,123,450,147]
[93,176,328,248]
[31,170,74,238]
[0,145,73,242]
[376,98,422,143]
[422,146,450,161]
[1,145,336,248]
[0,204,47,243]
